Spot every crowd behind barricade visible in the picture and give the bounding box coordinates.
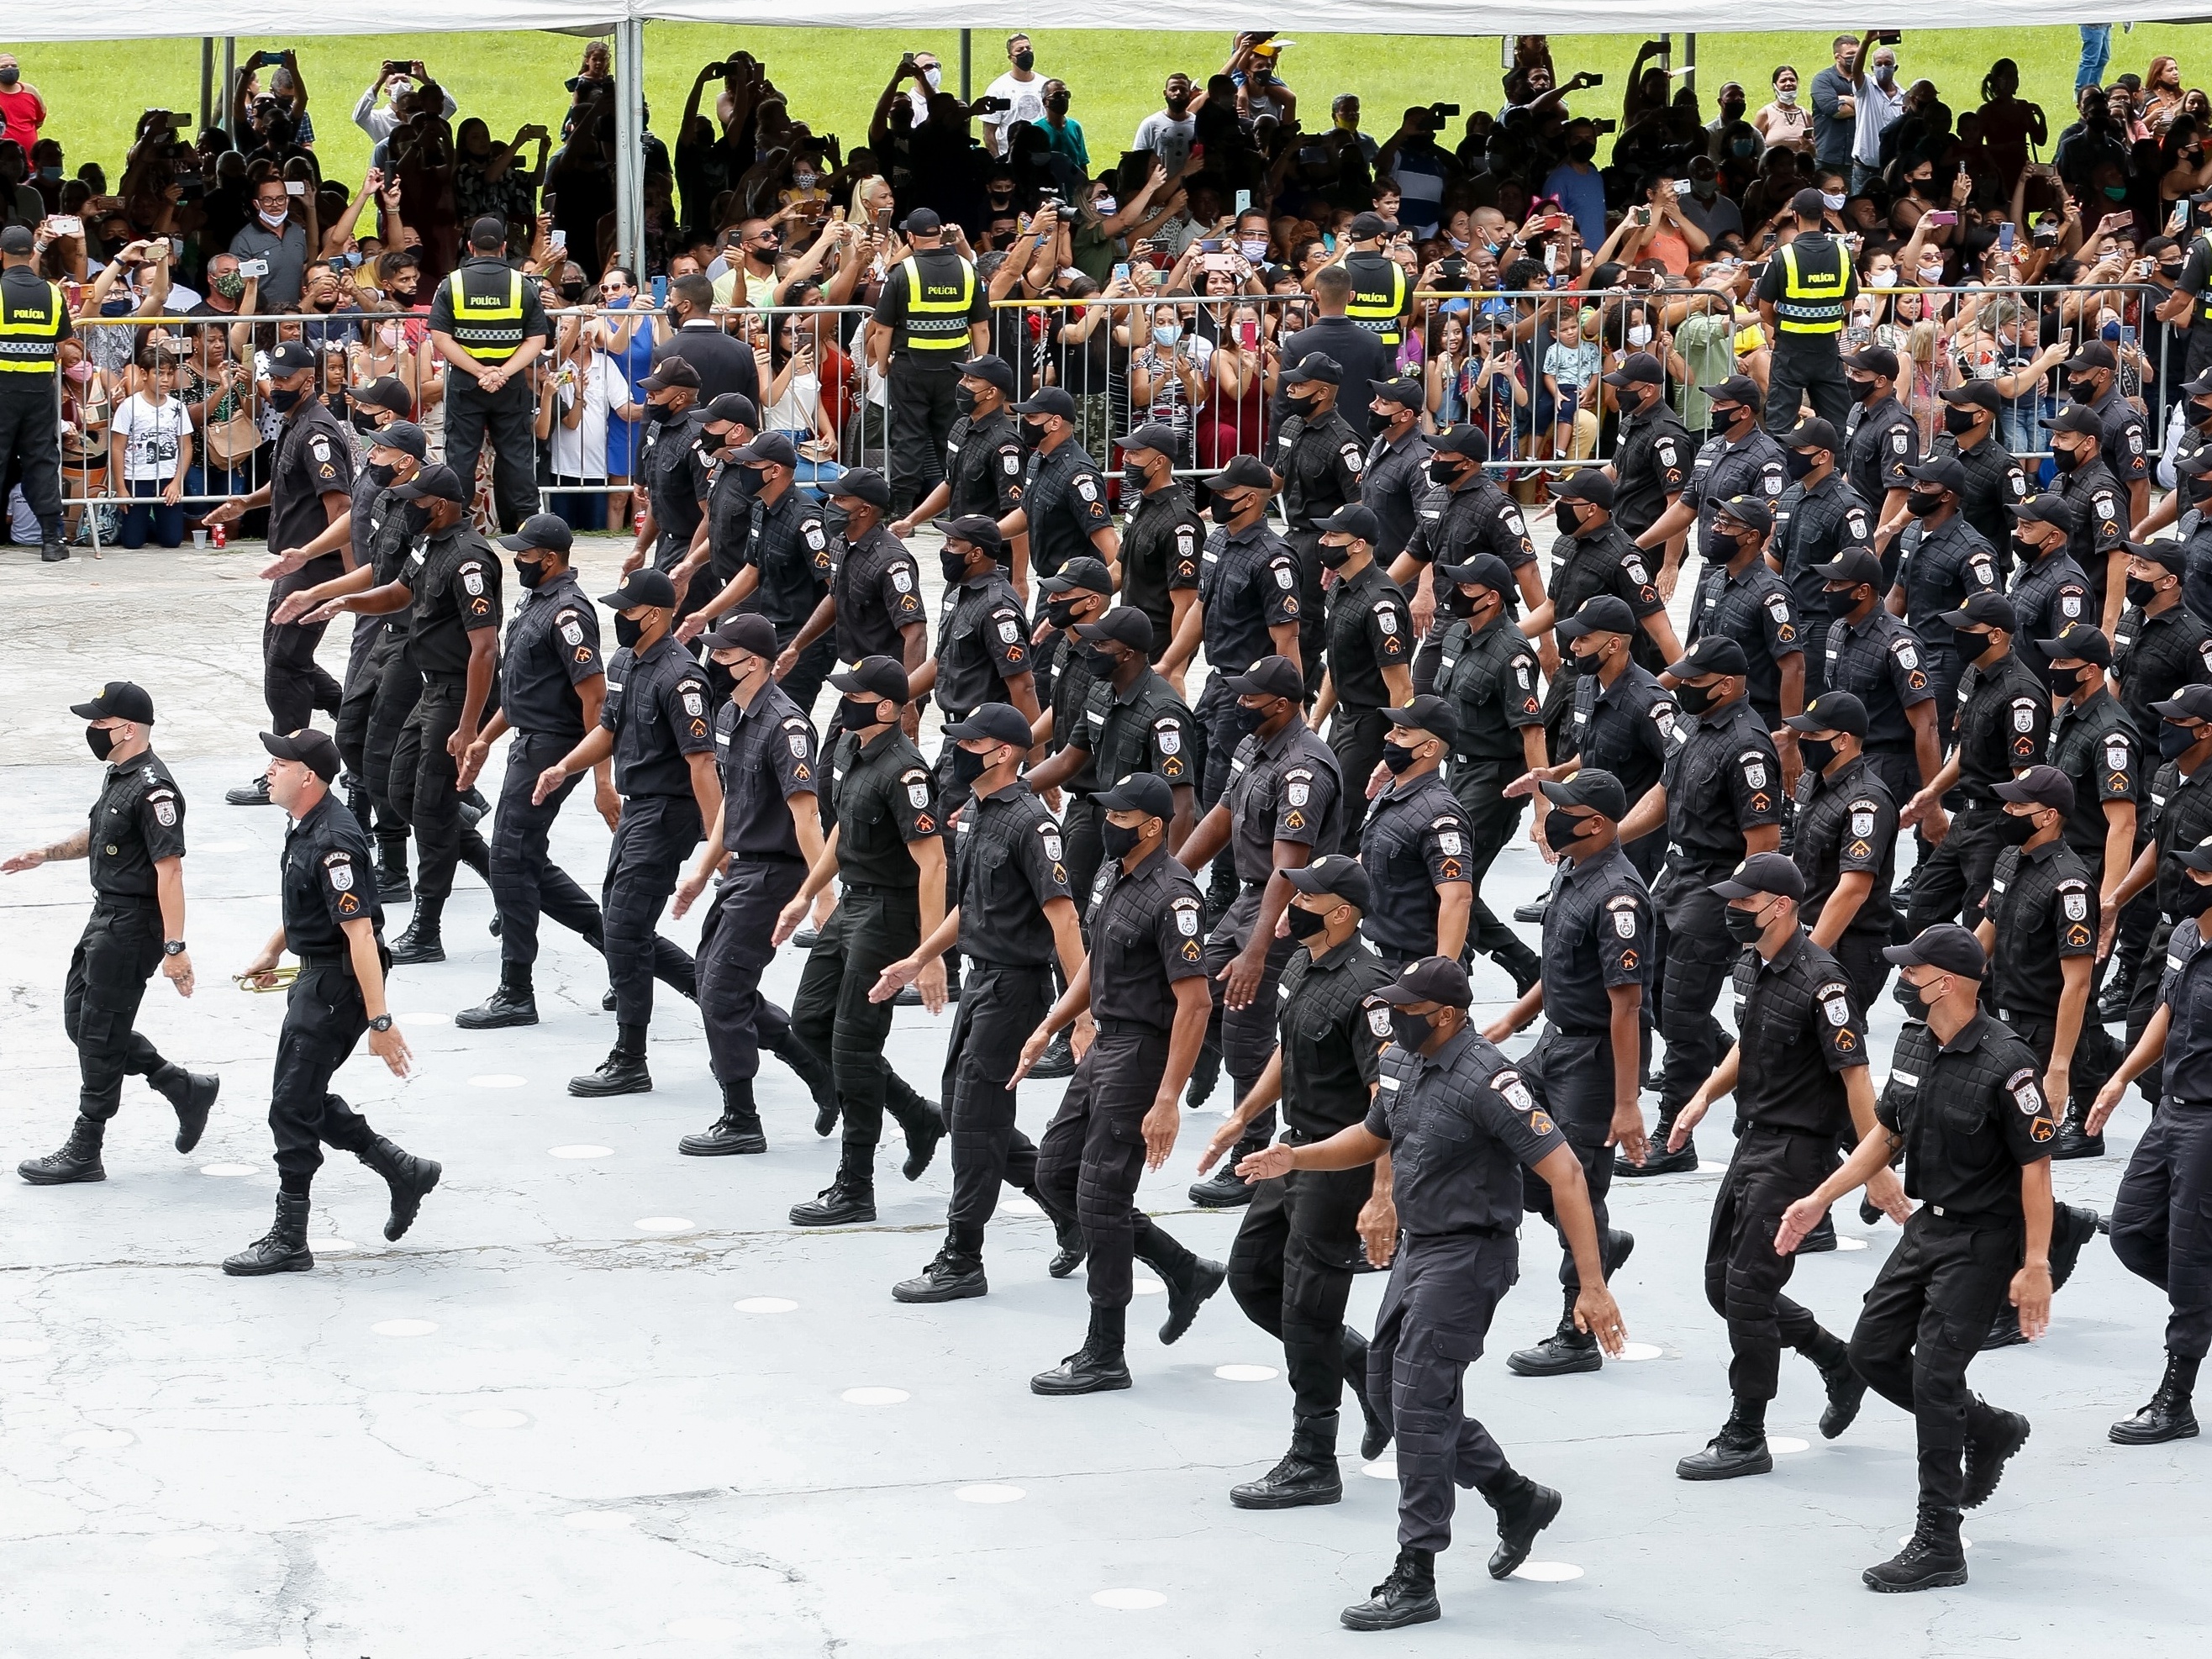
[6,29,2211,549]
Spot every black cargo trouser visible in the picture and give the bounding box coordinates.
[442,372,537,531]
[602,793,703,1027]
[361,645,424,858]
[64,897,174,1120]
[489,729,605,967]
[1228,1146,1375,1429]
[1904,805,2006,935]
[1763,340,1848,436]
[1450,761,1534,969]
[268,961,379,1185]
[697,856,808,1087]
[1328,705,1388,841]
[0,382,63,526]
[1706,1125,1842,1401]
[885,361,960,513]
[791,884,934,1156]
[391,677,490,904]
[1201,883,1294,1139]
[943,959,1054,1245]
[263,570,344,732]
[1656,877,1736,1117]
[1520,1024,1633,1288]
[2110,1098,2212,1361]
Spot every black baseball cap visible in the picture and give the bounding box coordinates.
[1710,851,1806,901]
[1783,417,1841,453]
[2014,492,2077,529]
[1993,765,2076,814]
[1285,853,1372,910]
[1074,607,1155,652]
[2151,684,2212,721]
[2041,403,2102,436]
[1814,547,1885,590]
[1430,424,1491,461]
[366,419,428,462]
[1705,373,1762,413]
[2129,538,2190,575]
[259,727,342,782]
[1013,386,1076,419]
[732,432,798,468]
[961,354,1016,394]
[1936,592,2017,632]
[829,655,911,704]
[1941,381,2001,414]
[1712,494,1772,535]
[71,681,155,724]
[391,464,465,503]
[599,568,677,611]
[1385,696,1460,745]
[1370,955,1473,1011]
[1436,552,1515,594]
[934,513,1004,555]
[1319,503,1380,542]
[1906,457,1967,495]
[355,376,413,416]
[1539,767,1628,819]
[702,614,778,656]
[2063,340,2119,374]
[827,467,892,508]
[1370,377,1424,409]
[1282,352,1343,386]
[700,392,759,430]
[1121,420,1178,457]
[498,513,572,555]
[637,356,701,392]
[1883,923,1987,979]
[1224,656,1304,701]
[1556,469,1614,508]
[1040,555,1114,597]
[0,224,35,256]
[1667,635,1750,679]
[1844,345,1899,380]
[943,703,1034,747]
[2037,623,2111,668]
[1602,350,1664,387]
[1348,210,1395,240]
[1556,594,1638,639]
[1205,454,1277,493]
[266,340,318,376]
[1791,186,1828,219]
[1095,771,1175,819]
[902,207,944,234]
[1784,690,1867,737]
[2176,832,2212,873]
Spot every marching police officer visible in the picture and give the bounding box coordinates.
[1600,351,1693,573]
[427,215,550,533]
[227,729,440,1276]
[1029,555,1114,882]
[871,207,989,516]
[10,682,217,1184]
[672,615,831,1159]
[1813,548,1942,830]
[1669,853,1901,1480]
[1841,347,1915,541]
[1198,854,1393,1509]
[1362,378,1435,568]
[1425,553,1546,991]
[1341,210,1412,352]
[1241,953,1626,1630]
[1272,353,1367,691]
[888,353,1025,535]
[1113,422,1206,667]
[774,466,930,706]
[0,221,71,561]
[2112,540,2212,758]
[1777,924,2050,1594]
[1680,495,1805,735]
[1177,654,1346,1206]
[1756,187,1855,434]
[627,358,714,607]
[533,568,723,1097]
[1389,424,1546,626]
[771,656,950,1208]
[677,435,836,711]
[1783,691,1901,1012]
[2045,405,2130,635]
[1311,503,1414,832]
[2007,495,2094,685]
[871,701,1090,1300]
[1635,375,1788,576]
[1357,698,1474,971]
[914,514,1040,820]
[683,392,761,635]
[1890,459,2001,746]
[1773,418,1873,698]
[1931,383,2027,578]
[1018,772,1224,1394]
[2065,341,2152,530]
[1007,386,1119,590]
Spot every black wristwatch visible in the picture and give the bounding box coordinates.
[368,1014,394,1032]
[163,940,187,957]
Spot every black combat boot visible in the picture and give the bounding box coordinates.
[1620,1106,1697,1176]
[571,1024,652,1097]
[224,774,273,806]
[1799,1210,1839,1252]
[679,1079,768,1156]
[1231,1412,1344,1509]
[1505,1286,1601,1377]
[40,530,69,562]
[150,1064,220,1153]
[1182,1040,1221,1109]
[1030,1304,1132,1395]
[18,1115,106,1184]
[2110,1351,2202,1445]
[761,1025,836,1135]
[1676,1401,1774,1481]
[1481,1469,1562,1578]
[1984,1203,2099,1347]
[222,1192,315,1276]
[1188,1126,1264,1208]
[1045,1205,1087,1277]
[375,835,413,903]
[1339,1546,1440,1630]
[2099,959,2135,1023]
[1344,1329,1390,1459]
[1862,1504,1968,1592]
[1805,1329,1867,1439]
[791,1146,876,1225]
[1493,940,1543,997]
[343,773,373,836]
[1961,1402,2031,1508]
[1028,1028,1077,1079]
[893,1225,988,1304]
[457,963,538,1030]
[357,1130,441,1240]
[2049,1103,2104,1160]
[387,894,445,965]
[1151,1250,1226,1344]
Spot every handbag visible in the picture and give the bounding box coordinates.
[203,406,261,471]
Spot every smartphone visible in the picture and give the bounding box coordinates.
[49,214,81,237]
[651,274,668,306]
[238,258,269,279]
[166,111,192,129]
[1545,244,1561,273]
[1198,239,1223,253]
[1998,221,2015,253]
[1202,253,1234,275]
[1321,232,1335,254]
[550,229,568,252]
[1921,210,1957,228]
[1235,189,1252,216]
[1237,320,1260,350]
[285,181,306,198]
[1110,262,1130,284]
[2123,324,2139,347]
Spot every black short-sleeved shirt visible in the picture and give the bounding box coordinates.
[357,490,425,650]
[1951,650,2050,803]
[654,324,761,409]
[1660,696,1783,877]
[1792,753,1897,938]
[405,525,503,679]
[1679,425,1790,561]
[1772,470,1873,627]
[1687,557,1803,728]
[268,399,356,578]
[1277,935,1393,1138]
[2145,758,2212,922]
[741,486,833,636]
[499,569,603,743]
[829,725,935,887]
[2008,549,2094,682]
[602,632,716,798]
[1546,524,1669,671]
[1224,716,1344,884]
[640,408,713,563]
[280,792,383,954]
[1612,403,1693,538]
[1089,842,1209,1029]
[946,408,1027,519]
[1272,406,1366,533]
[832,522,927,663]
[1878,1011,2053,1217]
[1822,605,1936,749]
[1358,770,1474,962]
[2046,688,2143,863]
[2157,916,2212,1103]
[2055,457,2129,614]
[1324,558,1414,711]
[1983,838,2098,1024]
[1565,664,1681,807]
[1365,1029,1567,1235]
[934,569,1032,712]
[87,750,187,899]
[2091,384,2151,488]
[1198,519,1304,674]
[1843,392,1917,515]
[1119,485,1205,658]
[1023,440,1114,581]
[1539,841,1654,1035]
[954,780,1075,965]
[1069,667,1197,796]
[1729,930,1867,1138]
[2114,601,2212,745]
[1934,431,2029,571]
[1402,473,1538,573]
[703,456,760,587]
[1364,428,1435,560]
[1430,611,1543,767]
[715,683,816,860]
[1895,514,2000,656]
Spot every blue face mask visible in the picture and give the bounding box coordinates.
[2162,720,2199,761]
[100,296,134,317]
[2103,319,2125,342]
[1152,322,1182,346]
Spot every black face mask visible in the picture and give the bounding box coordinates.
[1388,1007,1435,1051]
[85,724,116,761]
[1893,976,1930,1021]
[1122,461,1151,493]
[840,696,883,730]
[1904,490,1943,518]
[1708,529,1743,563]
[1675,680,1719,715]
[1785,449,1818,481]
[2065,375,2099,404]
[1428,457,1466,487]
[1710,403,1746,433]
[1995,809,2041,846]
[2051,445,2082,474]
[1723,903,1769,943]
[1942,404,1979,436]
[1012,49,1035,71]
[2162,720,2199,760]
[2193,397,2212,428]
[1078,644,1119,676]
[1798,735,1837,773]
[1908,176,1939,199]
[2189,875,2212,918]
[645,399,677,423]
[940,548,974,585]
[1211,494,1244,526]
[951,745,988,786]
[955,385,977,417]
[1568,140,1598,162]
[1438,585,1477,618]
[614,614,644,647]
[2068,662,2103,696]
[2127,576,2161,608]
[367,461,398,487]
[514,556,548,589]
[1045,598,1080,628]
[1317,540,1354,569]
[1283,902,1330,940]
[1382,740,1421,775]
[1102,820,1146,862]
[1845,377,1876,403]
[1571,644,1608,677]
[1555,503,1586,537]
[1019,419,1048,450]
[1542,809,1586,852]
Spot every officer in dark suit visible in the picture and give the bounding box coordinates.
[426,216,550,533]
[10,682,217,1185]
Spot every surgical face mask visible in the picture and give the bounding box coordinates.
[2163,720,2201,761]
[268,385,305,413]
[1867,265,1898,289]
[1723,901,1772,943]
[514,556,548,589]
[951,744,989,786]
[1102,819,1147,861]
[955,385,977,416]
[1317,538,1355,570]
[1821,190,1846,211]
[1893,974,1932,1020]
[1240,237,1268,261]
[940,547,974,585]
[1382,739,1423,775]
[1785,449,1818,481]
[2104,184,2129,202]
[614,614,644,647]
[85,724,116,761]
[1542,808,1588,852]
[1152,322,1182,348]
[1387,1007,1435,1051]
[1675,680,1720,715]
[2127,576,2162,608]
[1283,901,1330,940]
[1777,88,1799,108]
[1943,404,1979,437]
[212,271,246,299]
[1904,490,1943,519]
[1627,324,1653,348]
[924,65,944,90]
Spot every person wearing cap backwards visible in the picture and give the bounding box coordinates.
[1269,353,1367,691]
[888,354,1026,540]
[226,729,441,1276]
[1813,546,1941,840]
[1930,382,2028,582]
[1356,697,1475,973]
[1388,423,1547,652]
[1013,771,1223,1393]
[766,466,929,722]
[0,219,76,561]
[294,463,501,966]
[1004,385,1118,594]
[2043,403,2130,638]
[677,434,836,710]
[427,216,552,535]
[911,513,1040,818]
[2004,494,2094,687]
[1598,350,1693,585]
[1195,852,1394,1510]
[1635,373,1789,582]
[2110,539,2212,770]
[1772,418,1874,701]
[2062,340,2151,531]
[1676,493,1805,740]
[1422,553,1547,992]
[1240,952,1627,1629]
[1900,593,2049,933]
[867,206,989,517]
[624,356,714,597]
[1341,208,1412,356]
[1886,455,1999,751]
[1755,187,1856,436]
[1110,421,1206,671]
[9,682,219,1185]
[870,700,1093,1295]
[1775,923,2051,1594]
[769,656,951,1209]
[208,339,358,809]
[665,614,837,1158]
[1783,691,1902,1012]
[1837,345,1914,538]
[2092,824,2212,1443]
[534,566,723,1096]
[1667,852,1904,1480]
[1617,634,1783,1174]
[1177,654,1346,1206]
[1361,378,1435,577]
[449,516,622,1030]
[1309,503,1413,834]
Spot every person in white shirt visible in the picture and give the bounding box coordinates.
[981,34,1048,158]
[906,50,945,129]
[351,64,457,145]
[1132,73,1200,177]
[110,348,192,549]
[540,293,609,528]
[1846,36,1904,192]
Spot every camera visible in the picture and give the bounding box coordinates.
[1590,118,1619,135]
[973,95,1013,114]
[1430,102,1462,121]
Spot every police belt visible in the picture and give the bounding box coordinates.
[294,951,350,972]
[840,879,919,898]
[1995,1008,2057,1030]
[1098,1015,1169,1040]
[965,954,1055,973]
[89,889,161,910]
[1918,1203,2022,1231]
[1733,1119,1838,1141]
[1402,1220,1511,1243]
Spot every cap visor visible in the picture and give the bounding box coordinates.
[1707,877,1762,900]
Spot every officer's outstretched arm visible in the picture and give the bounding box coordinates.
[1240,1120,1387,1181]
[1533,1143,1628,1354]
[1201,1048,1283,1172]
[2090,1004,2169,1134]
[1616,782,1667,845]
[1778,1122,1901,1252]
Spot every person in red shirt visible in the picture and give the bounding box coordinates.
[0,56,45,153]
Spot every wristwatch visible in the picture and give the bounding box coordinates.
[163,940,187,956]
[368,1014,394,1032]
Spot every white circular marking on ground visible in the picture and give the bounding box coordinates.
[468,1073,528,1089]
[1768,1436,1810,1455]
[841,1387,909,1406]
[1512,1561,1585,1583]
[371,1319,438,1338]
[550,1144,614,1160]
[999,1194,1042,1214]
[1900,1534,1971,1549]
[955,1483,1025,1504]
[1361,1456,1398,1480]
[1697,1161,1731,1175]
[198,1162,258,1177]
[1615,1342,1663,1361]
[1091,1588,1167,1610]
[1130,1276,1165,1296]
[1836,1236,1869,1251]
[562,1510,635,1532]
[62,1429,134,1451]
[665,1618,744,1640]
[1214,1363,1279,1382]
[148,1533,221,1558]
[733,1297,798,1314]
[458,1408,530,1430]
[634,1216,695,1234]
[0,1339,52,1357]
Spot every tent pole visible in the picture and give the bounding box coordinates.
[201,40,214,133]
[1684,34,1697,97]
[615,19,645,282]
[220,39,235,135]
[960,30,972,102]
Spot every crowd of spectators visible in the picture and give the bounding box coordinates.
[4,28,2204,544]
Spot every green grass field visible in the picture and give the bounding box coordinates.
[17,24,2207,190]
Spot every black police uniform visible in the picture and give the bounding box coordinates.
[2090,384,2151,505]
[2048,685,2144,871]
[262,398,357,730]
[1681,428,1789,561]
[873,248,988,512]
[697,683,817,1099]
[1401,472,1538,586]
[1654,700,1784,1123]
[1793,754,1899,1010]
[2054,457,2129,620]
[2114,600,2212,751]
[335,482,424,877]
[1709,931,1866,1405]
[1365,1029,1569,1555]
[1359,771,1473,971]
[1364,426,1435,561]
[1688,558,1804,731]
[1610,401,1692,540]
[1850,1012,2048,1519]
[1904,651,2048,933]
[1118,484,1205,663]
[1932,431,2027,578]
[827,520,927,672]
[2007,547,2094,684]
[1535,523,1671,756]
[1982,838,2113,1111]
[1225,935,1393,1456]
[2182,512,2212,627]
[944,405,1026,519]
[1322,560,1414,831]
[0,263,71,548]
[1894,516,2000,743]
[1063,666,1198,903]
[931,565,1032,814]
[389,525,500,911]
[2175,233,2212,381]
[739,487,835,712]
[1773,472,1873,700]
[940,781,1076,1259]
[1023,440,1114,583]
[1843,393,1916,529]
[640,405,713,598]
[1822,605,1937,821]
[1428,607,1545,983]
[1194,519,1303,808]
[429,256,551,530]
[1564,665,1682,880]
[1273,405,1367,690]
[702,444,758,596]
[2123,755,2212,1096]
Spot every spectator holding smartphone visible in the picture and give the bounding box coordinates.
[110,343,192,548]
[230,176,308,308]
